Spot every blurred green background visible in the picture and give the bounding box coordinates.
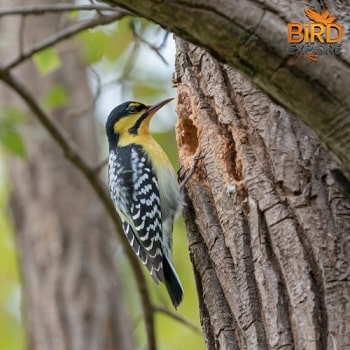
[0,7,204,350]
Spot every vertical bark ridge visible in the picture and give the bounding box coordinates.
[175,38,350,349]
[175,39,268,350]
[184,192,239,350]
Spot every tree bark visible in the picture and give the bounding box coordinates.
[175,38,350,350]
[106,0,350,179]
[0,1,134,349]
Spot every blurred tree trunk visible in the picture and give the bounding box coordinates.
[0,1,134,349]
[175,38,350,350]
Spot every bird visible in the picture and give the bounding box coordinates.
[105,98,184,308]
[304,8,336,25]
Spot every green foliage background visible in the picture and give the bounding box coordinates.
[0,8,203,350]
[0,166,23,349]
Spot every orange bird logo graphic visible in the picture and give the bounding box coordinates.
[304,9,337,25]
[304,9,337,61]
[288,8,343,62]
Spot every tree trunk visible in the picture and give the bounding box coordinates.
[175,38,350,350]
[0,1,134,349]
[107,0,350,184]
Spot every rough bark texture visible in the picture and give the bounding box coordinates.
[107,0,350,181]
[175,38,350,350]
[0,1,134,349]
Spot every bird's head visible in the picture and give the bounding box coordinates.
[106,98,174,145]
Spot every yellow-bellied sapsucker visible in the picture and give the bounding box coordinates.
[105,98,183,308]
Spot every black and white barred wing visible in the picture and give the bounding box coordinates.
[109,146,164,283]
[128,147,164,282]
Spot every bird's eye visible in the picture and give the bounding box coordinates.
[128,106,138,114]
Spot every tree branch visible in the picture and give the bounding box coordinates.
[0,69,157,350]
[0,3,121,16]
[154,306,201,335]
[2,13,128,70]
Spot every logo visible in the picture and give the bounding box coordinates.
[287,9,343,62]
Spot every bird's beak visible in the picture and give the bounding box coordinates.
[146,98,174,117]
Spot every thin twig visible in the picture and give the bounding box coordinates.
[131,23,168,65]
[154,306,202,335]
[158,31,170,51]
[0,4,123,16]
[65,68,103,119]
[0,69,156,350]
[89,0,104,17]
[179,150,204,192]
[119,39,141,95]
[89,66,103,104]
[3,13,128,70]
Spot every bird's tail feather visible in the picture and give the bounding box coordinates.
[163,256,183,308]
